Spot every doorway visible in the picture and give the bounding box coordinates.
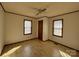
[38,20,43,40]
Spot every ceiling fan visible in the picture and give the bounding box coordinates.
[29,3,51,16]
[31,8,47,15]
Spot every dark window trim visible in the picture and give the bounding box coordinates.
[23,19,32,35]
[53,19,63,38]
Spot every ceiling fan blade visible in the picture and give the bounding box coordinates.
[30,7,42,11]
[36,11,41,15]
[42,8,47,11]
[36,9,47,15]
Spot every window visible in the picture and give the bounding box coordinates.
[24,20,32,35]
[53,19,63,37]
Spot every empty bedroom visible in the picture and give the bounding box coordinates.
[0,2,79,57]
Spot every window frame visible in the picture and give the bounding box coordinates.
[53,19,63,38]
[23,19,32,35]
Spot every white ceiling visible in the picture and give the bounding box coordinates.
[2,2,79,18]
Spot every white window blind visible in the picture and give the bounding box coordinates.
[53,20,63,37]
[24,20,32,34]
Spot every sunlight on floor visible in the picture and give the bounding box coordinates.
[59,50,71,57]
[2,45,21,57]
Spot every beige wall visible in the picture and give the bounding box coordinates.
[48,12,79,50]
[0,6,4,54]
[5,13,38,44]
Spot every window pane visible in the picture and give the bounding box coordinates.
[53,19,63,37]
[24,20,32,34]
[54,20,62,28]
[25,27,31,34]
[25,21,31,27]
[54,28,62,36]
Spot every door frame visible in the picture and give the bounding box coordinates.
[38,20,43,40]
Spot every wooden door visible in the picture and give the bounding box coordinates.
[38,20,43,40]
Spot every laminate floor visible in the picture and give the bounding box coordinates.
[1,39,79,57]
